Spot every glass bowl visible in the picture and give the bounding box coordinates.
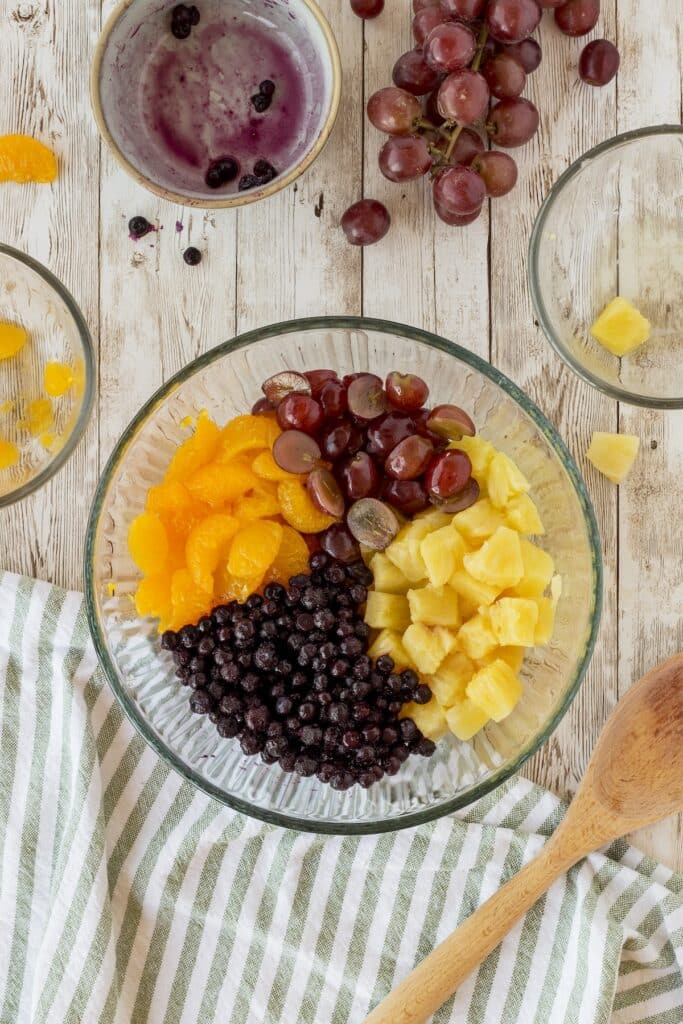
[84,318,602,834]
[0,245,95,508]
[529,126,683,409]
[91,0,341,209]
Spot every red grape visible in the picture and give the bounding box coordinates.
[350,0,384,17]
[347,498,400,551]
[554,0,600,36]
[305,369,338,396]
[427,404,476,438]
[381,478,430,514]
[277,393,324,434]
[483,53,527,98]
[392,50,441,96]
[320,524,361,564]
[412,6,448,45]
[504,38,542,71]
[385,371,430,411]
[272,430,321,474]
[434,197,482,225]
[579,39,619,85]
[347,374,390,420]
[365,412,415,457]
[424,449,472,500]
[471,150,519,196]
[385,435,434,479]
[486,0,542,43]
[435,477,480,512]
[424,22,477,73]
[433,165,487,216]
[262,370,311,405]
[446,126,486,164]
[320,421,354,461]
[339,452,380,500]
[487,97,539,146]
[414,0,440,10]
[307,468,345,518]
[367,87,422,136]
[318,379,348,419]
[341,200,391,246]
[252,397,275,416]
[379,136,433,182]
[437,70,490,124]
[440,0,487,18]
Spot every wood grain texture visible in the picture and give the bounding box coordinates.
[0,0,681,870]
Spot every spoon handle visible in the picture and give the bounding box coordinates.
[363,835,581,1024]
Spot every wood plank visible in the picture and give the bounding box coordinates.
[0,0,101,589]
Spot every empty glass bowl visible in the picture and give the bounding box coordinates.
[85,318,602,834]
[529,126,683,408]
[0,245,95,507]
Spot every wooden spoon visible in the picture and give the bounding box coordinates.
[365,653,683,1024]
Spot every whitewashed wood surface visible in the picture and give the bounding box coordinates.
[1,0,682,868]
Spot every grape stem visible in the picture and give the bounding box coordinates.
[442,23,489,163]
[414,117,452,141]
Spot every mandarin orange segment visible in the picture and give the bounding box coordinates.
[0,323,28,360]
[166,415,221,481]
[134,571,173,623]
[0,439,19,469]
[146,479,193,516]
[21,398,53,437]
[128,513,170,575]
[223,573,266,604]
[264,525,311,585]
[44,361,74,397]
[252,449,304,483]
[186,460,258,507]
[277,480,339,533]
[185,513,240,592]
[168,568,213,630]
[235,488,282,521]
[228,520,283,579]
[0,135,58,183]
[219,414,281,462]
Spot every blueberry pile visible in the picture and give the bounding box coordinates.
[162,553,435,790]
[251,79,276,113]
[205,156,239,190]
[171,3,200,40]
[239,160,278,193]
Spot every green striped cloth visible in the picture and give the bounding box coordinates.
[2,572,683,1024]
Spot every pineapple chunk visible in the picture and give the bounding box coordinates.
[590,296,651,356]
[450,569,501,610]
[477,646,525,673]
[467,660,523,722]
[463,526,524,590]
[487,452,530,509]
[414,508,452,531]
[508,540,555,599]
[368,628,414,669]
[407,585,461,628]
[452,499,505,544]
[421,525,469,587]
[365,592,411,631]
[446,699,490,741]
[506,494,545,535]
[489,598,539,647]
[385,524,429,582]
[370,553,411,594]
[534,597,556,645]
[403,622,454,675]
[586,432,640,484]
[429,650,475,707]
[449,436,496,479]
[457,612,498,660]
[400,698,448,742]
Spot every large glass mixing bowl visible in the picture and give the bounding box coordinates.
[85,318,602,834]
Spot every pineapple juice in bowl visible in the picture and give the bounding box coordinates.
[85,318,601,834]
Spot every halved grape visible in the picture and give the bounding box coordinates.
[347,498,400,551]
[320,523,362,563]
[385,435,434,479]
[385,371,430,411]
[424,22,477,73]
[347,374,390,420]
[308,468,345,517]
[433,165,487,216]
[272,430,322,474]
[365,412,415,457]
[440,0,487,18]
[318,379,348,419]
[486,0,542,43]
[412,5,449,44]
[350,0,384,17]
[305,369,339,396]
[487,97,539,146]
[320,421,353,461]
[339,451,380,500]
[471,150,518,196]
[483,52,527,98]
[432,477,480,512]
[341,200,391,246]
[379,136,433,182]
[367,87,422,135]
[262,371,311,405]
[579,39,619,85]
[504,38,542,72]
[424,449,473,499]
[381,478,430,514]
[554,0,600,36]
[427,404,476,438]
[252,397,276,416]
[437,70,490,124]
[392,50,441,96]
[277,393,324,434]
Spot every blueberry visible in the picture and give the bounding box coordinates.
[245,705,270,732]
[189,690,211,715]
[217,715,240,738]
[251,93,272,113]
[375,655,395,676]
[294,755,318,777]
[259,79,275,97]
[253,159,277,183]
[414,684,433,705]
[300,725,323,747]
[417,738,437,758]
[239,174,261,192]
[171,18,191,39]
[205,156,239,189]
[241,732,265,756]
[183,246,202,266]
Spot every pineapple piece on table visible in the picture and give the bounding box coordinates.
[463,526,524,590]
[401,698,448,742]
[457,611,498,661]
[506,494,545,535]
[429,650,475,707]
[403,622,455,675]
[586,432,640,484]
[368,628,415,669]
[449,436,496,480]
[489,597,539,647]
[421,524,469,586]
[452,498,505,545]
[370,552,411,594]
[467,659,523,722]
[450,568,501,613]
[534,597,556,645]
[446,699,490,741]
[486,452,530,510]
[407,585,461,628]
[507,540,555,599]
[590,297,651,356]
[365,592,411,631]
[476,645,525,674]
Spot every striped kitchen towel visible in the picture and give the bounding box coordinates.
[1,571,683,1024]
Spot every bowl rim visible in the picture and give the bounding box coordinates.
[0,243,96,509]
[84,315,603,835]
[90,0,342,210]
[528,123,683,410]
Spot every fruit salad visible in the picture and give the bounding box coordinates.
[129,368,559,790]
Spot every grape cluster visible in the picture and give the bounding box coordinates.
[344,0,619,241]
[256,369,479,557]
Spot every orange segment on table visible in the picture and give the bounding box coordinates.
[0,135,58,183]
